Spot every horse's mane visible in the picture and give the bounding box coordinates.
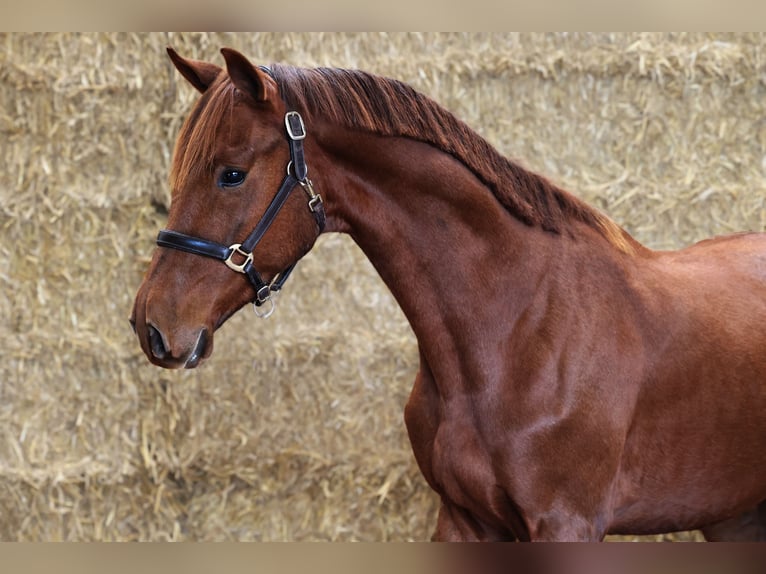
[272,65,632,252]
[173,64,633,253]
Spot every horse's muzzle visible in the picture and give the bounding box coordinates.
[148,323,209,369]
[130,304,212,369]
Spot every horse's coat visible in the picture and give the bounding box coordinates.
[131,48,766,541]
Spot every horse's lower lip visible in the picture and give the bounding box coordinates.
[184,328,209,369]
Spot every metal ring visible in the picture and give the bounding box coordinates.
[252,296,276,319]
[286,160,308,179]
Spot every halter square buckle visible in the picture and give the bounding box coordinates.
[224,243,253,273]
[285,111,306,141]
[255,284,272,305]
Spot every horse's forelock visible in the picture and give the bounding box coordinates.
[170,78,238,193]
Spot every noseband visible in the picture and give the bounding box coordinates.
[156,110,325,318]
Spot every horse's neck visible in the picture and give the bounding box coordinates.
[315,128,563,367]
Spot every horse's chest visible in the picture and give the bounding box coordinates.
[404,369,515,527]
[430,416,503,514]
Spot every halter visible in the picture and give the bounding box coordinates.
[156,110,325,318]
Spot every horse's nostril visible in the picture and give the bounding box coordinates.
[148,324,169,360]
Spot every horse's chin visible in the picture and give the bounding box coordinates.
[150,355,208,370]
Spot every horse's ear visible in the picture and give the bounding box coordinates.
[167,47,222,93]
[220,47,277,103]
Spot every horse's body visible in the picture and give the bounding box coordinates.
[131,48,766,541]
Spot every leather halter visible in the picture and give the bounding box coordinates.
[156,110,325,317]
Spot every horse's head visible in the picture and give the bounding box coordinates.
[131,48,324,369]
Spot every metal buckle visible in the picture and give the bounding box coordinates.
[255,283,271,304]
[285,111,306,141]
[224,244,253,273]
[308,194,323,213]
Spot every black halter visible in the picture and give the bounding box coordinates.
[156,110,325,316]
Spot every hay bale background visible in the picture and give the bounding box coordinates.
[1,32,764,541]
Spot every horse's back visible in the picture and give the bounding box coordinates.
[649,231,766,325]
[668,231,766,282]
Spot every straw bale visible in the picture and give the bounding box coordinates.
[1,32,762,541]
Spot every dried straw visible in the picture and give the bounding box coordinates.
[3,32,764,541]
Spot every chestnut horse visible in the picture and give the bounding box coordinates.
[131,47,766,541]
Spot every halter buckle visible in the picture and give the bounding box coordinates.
[285,111,306,141]
[224,244,253,273]
[254,283,271,304]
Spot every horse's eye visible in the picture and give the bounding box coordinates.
[219,169,247,188]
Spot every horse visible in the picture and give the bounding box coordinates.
[130,47,766,541]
